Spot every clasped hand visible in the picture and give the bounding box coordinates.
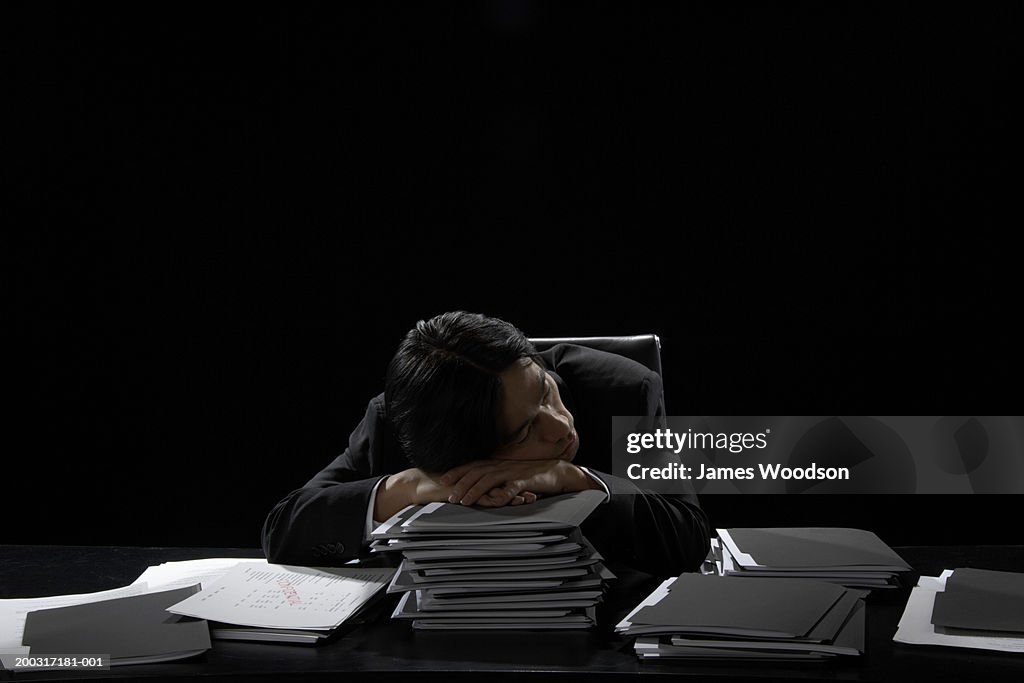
[438,458,594,507]
[385,460,597,520]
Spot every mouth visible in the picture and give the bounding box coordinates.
[559,431,577,457]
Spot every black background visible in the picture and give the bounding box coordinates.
[9,2,1020,549]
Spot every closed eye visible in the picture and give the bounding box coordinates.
[515,375,553,444]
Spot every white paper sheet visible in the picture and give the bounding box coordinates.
[131,558,268,591]
[716,529,761,567]
[166,563,394,630]
[615,576,676,632]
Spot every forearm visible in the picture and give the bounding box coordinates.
[373,469,434,521]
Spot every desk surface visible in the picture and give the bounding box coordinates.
[2,544,1023,683]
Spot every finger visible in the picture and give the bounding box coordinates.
[439,459,491,486]
[481,485,519,507]
[459,476,507,506]
[460,472,521,506]
[446,465,499,504]
[496,481,531,506]
[481,488,527,506]
[483,489,524,506]
[476,492,504,507]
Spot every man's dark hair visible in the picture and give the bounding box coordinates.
[385,311,542,473]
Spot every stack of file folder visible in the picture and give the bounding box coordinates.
[616,574,867,661]
[894,567,1024,653]
[714,527,912,589]
[371,489,613,630]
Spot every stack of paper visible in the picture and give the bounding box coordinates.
[372,490,613,630]
[894,568,1024,653]
[616,574,867,661]
[166,563,395,644]
[714,527,912,589]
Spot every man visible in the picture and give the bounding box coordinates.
[261,311,710,576]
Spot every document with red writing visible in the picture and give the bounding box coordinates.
[167,564,394,632]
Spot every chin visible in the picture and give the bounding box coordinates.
[559,440,580,462]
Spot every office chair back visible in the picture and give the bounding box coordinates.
[529,334,663,379]
[530,333,669,432]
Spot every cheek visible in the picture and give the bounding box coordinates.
[553,396,572,422]
[500,442,548,461]
[559,406,575,428]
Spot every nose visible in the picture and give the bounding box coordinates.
[537,406,571,442]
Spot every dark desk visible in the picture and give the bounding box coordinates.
[2,544,1023,683]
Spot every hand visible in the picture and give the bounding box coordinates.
[374,467,535,521]
[439,458,600,507]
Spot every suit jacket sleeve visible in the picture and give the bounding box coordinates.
[544,344,711,577]
[584,463,712,578]
[261,395,403,566]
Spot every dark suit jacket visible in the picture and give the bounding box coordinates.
[261,344,711,577]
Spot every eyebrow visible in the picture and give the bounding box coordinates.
[507,367,547,443]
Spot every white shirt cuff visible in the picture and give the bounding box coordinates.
[578,466,610,503]
[364,476,389,542]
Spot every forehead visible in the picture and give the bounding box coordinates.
[499,358,543,426]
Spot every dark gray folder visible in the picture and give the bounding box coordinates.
[931,567,1024,632]
[22,585,211,665]
[803,589,868,643]
[631,575,847,639]
[725,527,911,570]
[830,598,866,653]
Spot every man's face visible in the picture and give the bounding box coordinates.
[495,358,580,462]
